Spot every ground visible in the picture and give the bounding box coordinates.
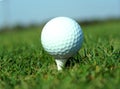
[0,20,120,89]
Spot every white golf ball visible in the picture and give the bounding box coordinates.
[41,17,83,59]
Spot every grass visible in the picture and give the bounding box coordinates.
[0,20,120,89]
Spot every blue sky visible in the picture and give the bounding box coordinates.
[0,0,120,27]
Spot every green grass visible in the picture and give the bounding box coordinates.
[0,21,120,89]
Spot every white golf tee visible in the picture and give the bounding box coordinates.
[55,59,67,71]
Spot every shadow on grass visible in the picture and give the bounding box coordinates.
[65,53,84,69]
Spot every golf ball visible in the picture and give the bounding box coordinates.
[41,17,83,59]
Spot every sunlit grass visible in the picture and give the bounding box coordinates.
[0,21,120,89]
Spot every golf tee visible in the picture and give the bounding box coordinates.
[55,59,67,71]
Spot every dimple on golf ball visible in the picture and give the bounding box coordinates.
[41,17,83,59]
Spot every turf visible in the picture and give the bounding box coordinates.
[0,20,120,89]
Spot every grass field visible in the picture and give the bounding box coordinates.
[0,20,120,89]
